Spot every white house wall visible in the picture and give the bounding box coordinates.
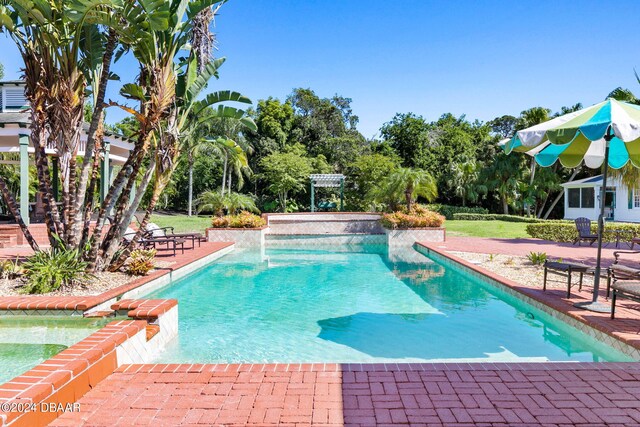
[563,177,640,223]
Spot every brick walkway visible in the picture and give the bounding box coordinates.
[50,363,640,426]
[435,236,630,267]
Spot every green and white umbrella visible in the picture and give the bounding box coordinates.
[503,98,640,312]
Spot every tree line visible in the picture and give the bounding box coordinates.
[146,87,638,218]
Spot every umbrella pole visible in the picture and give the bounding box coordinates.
[574,131,613,313]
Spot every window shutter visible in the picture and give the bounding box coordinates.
[629,189,633,209]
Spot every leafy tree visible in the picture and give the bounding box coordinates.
[345,153,400,210]
[259,145,314,212]
[380,113,431,168]
[489,115,517,138]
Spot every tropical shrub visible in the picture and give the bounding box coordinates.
[526,222,640,243]
[196,191,259,216]
[22,246,92,294]
[381,206,445,229]
[0,258,22,279]
[424,204,488,220]
[370,167,437,211]
[211,211,266,228]
[124,249,156,276]
[527,252,547,266]
[452,213,547,223]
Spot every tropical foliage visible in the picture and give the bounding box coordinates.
[380,205,445,229]
[210,211,266,228]
[0,0,253,273]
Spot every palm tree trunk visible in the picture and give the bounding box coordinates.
[228,172,232,195]
[502,196,509,215]
[0,175,39,251]
[187,155,194,216]
[221,153,228,195]
[102,156,157,262]
[405,189,412,211]
[72,30,118,246]
[542,168,579,219]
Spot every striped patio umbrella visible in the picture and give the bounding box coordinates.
[503,98,640,312]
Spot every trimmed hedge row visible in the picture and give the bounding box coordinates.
[452,213,546,223]
[526,222,640,243]
[424,204,488,220]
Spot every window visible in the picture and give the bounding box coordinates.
[635,189,640,208]
[4,88,27,110]
[568,188,580,208]
[581,188,595,208]
[568,187,595,208]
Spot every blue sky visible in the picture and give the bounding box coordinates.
[1,0,639,137]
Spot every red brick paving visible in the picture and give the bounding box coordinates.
[436,236,630,267]
[49,362,640,426]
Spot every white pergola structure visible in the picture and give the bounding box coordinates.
[309,174,345,212]
[0,111,133,225]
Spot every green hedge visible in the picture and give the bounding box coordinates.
[424,204,488,220]
[526,222,640,243]
[452,213,546,223]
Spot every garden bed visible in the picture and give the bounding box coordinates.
[450,251,595,292]
[0,261,175,297]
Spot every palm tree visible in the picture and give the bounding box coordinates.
[447,157,486,207]
[373,167,437,211]
[196,190,258,216]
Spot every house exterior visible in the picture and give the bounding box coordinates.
[0,80,133,226]
[562,174,640,222]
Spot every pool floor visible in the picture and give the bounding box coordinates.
[147,245,632,363]
[0,316,109,384]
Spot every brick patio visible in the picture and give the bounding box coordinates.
[50,362,640,426]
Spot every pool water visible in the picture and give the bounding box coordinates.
[148,245,632,363]
[0,316,108,384]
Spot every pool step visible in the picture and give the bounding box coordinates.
[146,324,160,341]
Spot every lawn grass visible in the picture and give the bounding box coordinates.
[150,213,530,239]
[445,220,530,239]
[150,213,212,233]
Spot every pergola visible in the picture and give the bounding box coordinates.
[309,174,345,212]
[0,112,134,225]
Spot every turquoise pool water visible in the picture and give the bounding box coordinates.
[148,245,632,363]
[0,316,108,384]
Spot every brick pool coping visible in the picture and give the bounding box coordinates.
[417,241,640,356]
[0,298,180,427]
[0,241,233,314]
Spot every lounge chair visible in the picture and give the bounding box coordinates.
[145,223,204,249]
[573,217,598,246]
[607,250,640,298]
[123,226,186,256]
[611,281,640,319]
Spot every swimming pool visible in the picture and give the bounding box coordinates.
[148,245,632,363]
[0,316,109,384]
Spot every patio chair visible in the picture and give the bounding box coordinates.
[573,217,598,246]
[607,250,640,298]
[611,280,640,319]
[144,223,204,249]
